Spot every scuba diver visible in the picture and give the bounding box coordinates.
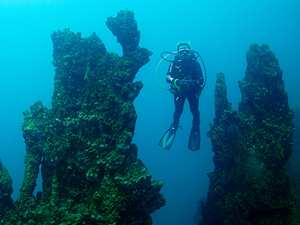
[158,42,205,151]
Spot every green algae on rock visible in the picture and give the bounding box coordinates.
[202,44,296,225]
[0,159,13,223]
[288,107,300,223]
[4,10,165,225]
[106,10,140,53]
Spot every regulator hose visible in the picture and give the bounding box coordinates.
[156,50,207,92]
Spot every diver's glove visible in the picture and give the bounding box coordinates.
[166,75,174,83]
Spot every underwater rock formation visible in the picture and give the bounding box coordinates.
[106,10,140,53]
[0,160,13,223]
[288,107,300,223]
[2,10,166,224]
[202,44,296,225]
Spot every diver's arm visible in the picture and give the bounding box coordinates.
[166,62,175,84]
[195,61,204,85]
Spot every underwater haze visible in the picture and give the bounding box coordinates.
[0,0,299,224]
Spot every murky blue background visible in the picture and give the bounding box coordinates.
[1,0,299,224]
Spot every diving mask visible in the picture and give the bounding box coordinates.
[178,48,191,58]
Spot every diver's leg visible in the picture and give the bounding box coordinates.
[187,93,201,150]
[187,93,200,126]
[158,93,185,150]
[173,93,186,130]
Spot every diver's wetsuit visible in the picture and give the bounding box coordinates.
[166,56,203,129]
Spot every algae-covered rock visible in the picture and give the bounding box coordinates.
[213,72,232,123]
[288,107,300,223]
[0,159,13,222]
[106,10,140,53]
[202,44,296,225]
[0,160,13,200]
[4,10,165,225]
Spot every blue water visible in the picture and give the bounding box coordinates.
[0,1,299,224]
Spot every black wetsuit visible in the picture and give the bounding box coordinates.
[166,56,204,129]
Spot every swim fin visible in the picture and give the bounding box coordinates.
[188,125,200,151]
[159,125,177,150]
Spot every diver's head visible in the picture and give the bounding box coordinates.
[177,42,192,60]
